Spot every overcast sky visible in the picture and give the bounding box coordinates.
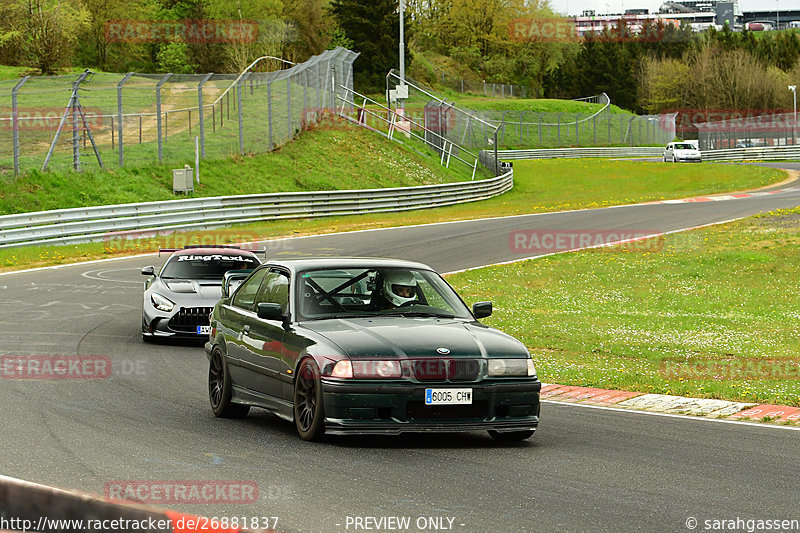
[548,0,800,16]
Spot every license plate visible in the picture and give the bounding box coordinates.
[197,326,211,335]
[425,388,472,405]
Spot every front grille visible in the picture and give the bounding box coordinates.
[412,359,448,381]
[411,359,481,382]
[405,400,488,421]
[168,307,213,333]
[449,359,480,381]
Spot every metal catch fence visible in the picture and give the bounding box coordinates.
[695,112,800,151]
[385,71,676,151]
[430,68,529,98]
[0,47,359,175]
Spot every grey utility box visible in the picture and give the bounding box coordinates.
[172,165,193,194]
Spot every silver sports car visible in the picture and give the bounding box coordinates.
[141,246,262,341]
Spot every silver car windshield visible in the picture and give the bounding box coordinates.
[297,267,473,320]
[161,254,258,280]
[673,143,695,150]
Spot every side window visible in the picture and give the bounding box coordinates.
[256,271,291,315]
[232,269,268,311]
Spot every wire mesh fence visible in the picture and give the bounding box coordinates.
[695,112,799,150]
[0,47,359,175]
[385,71,676,151]
[429,68,530,98]
[336,86,487,179]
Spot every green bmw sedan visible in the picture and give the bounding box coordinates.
[205,258,541,442]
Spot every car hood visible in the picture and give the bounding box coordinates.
[301,317,529,359]
[155,279,222,300]
[673,149,701,156]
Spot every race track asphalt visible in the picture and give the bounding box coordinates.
[1,174,799,532]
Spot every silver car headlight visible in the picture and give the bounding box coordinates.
[488,358,536,377]
[151,293,175,312]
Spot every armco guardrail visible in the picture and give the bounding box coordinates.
[496,145,800,162]
[0,172,513,248]
[699,146,800,161]
[494,147,664,160]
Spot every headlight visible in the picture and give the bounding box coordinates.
[331,360,353,378]
[353,360,402,379]
[488,358,536,377]
[151,293,175,312]
[331,360,403,379]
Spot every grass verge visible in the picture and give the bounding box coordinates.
[446,207,800,406]
[0,159,786,272]
[0,120,468,214]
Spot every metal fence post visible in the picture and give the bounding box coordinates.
[539,113,543,146]
[117,72,133,167]
[620,115,625,143]
[267,79,274,150]
[593,114,597,145]
[156,73,171,163]
[575,114,580,145]
[318,63,324,110]
[303,70,308,127]
[72,94,80,171]
[557,113,563,146]
[11,76,29,175]
[287,76,292,139]
[330,65,336,113]
[198,73,213,159]
[237,73,248,155]
[493,129,499,175]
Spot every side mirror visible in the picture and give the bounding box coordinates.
[222,270,253,298]
[257,302,284,321]
[472,301,492,319]
[141,266,155,276]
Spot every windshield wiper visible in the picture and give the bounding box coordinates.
[303,313,377,320]
[381,311,456,318]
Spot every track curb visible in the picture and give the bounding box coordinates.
[541,384,800,424]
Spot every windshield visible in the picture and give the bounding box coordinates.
[160,254,259,280]
[673,143,695,150]
[297,267,473,320]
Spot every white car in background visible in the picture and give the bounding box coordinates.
[663,141,702,163]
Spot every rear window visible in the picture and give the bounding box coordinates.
[160,254,259,280]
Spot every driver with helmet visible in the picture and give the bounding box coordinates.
[379,270,419,309]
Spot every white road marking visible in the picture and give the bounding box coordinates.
[543,399,800,432]
[81,268,143,284]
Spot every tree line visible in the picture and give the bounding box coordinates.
[2,0,800,119]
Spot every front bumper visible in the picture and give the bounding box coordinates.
[320,379,541,435]
[142,305,212,339]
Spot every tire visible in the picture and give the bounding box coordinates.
[208,348,250,418]
[294,358,326,441]
[671,155,677,163]
[488,430,535,442]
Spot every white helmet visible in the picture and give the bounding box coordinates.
[383,270,418,307]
